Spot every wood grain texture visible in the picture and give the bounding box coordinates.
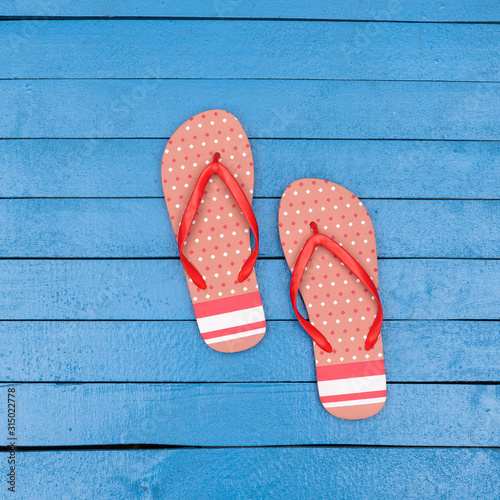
[2,21,499,81]
[1,199,498,258]
[1,321,497,382]
[1,139,498,199]
[1,0,498,22]
[4,448,499,499]
[0,260,497,320]
[2,80,498,139]
[1,5,499,493]
[0,383,498,446]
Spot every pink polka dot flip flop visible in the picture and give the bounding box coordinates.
[279,179,386,419]
[162,110,265,353]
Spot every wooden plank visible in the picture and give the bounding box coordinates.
[5,448,499,499]
[0,383,497,446]
[2,21,499,81]
[1,320,497,382]
[2,80,498,140]
[0,259,497,320]
[2,199,498,258]
[1,1,498,22]
[1,139,498,199]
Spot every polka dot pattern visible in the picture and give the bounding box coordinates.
[161,110,264,352]
[279,179,385,418]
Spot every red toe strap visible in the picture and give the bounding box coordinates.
[290,222,383,352]
[177,153,259,290]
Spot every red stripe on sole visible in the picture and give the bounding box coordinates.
[193,291,262,318]
[320,390,387,404]
[316,360,385,382]
[201,320,266,341]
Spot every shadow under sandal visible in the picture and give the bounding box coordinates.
[162,109,266,353]
[279,178,386,419]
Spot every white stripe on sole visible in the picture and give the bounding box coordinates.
[318,374,386,397]
[204,327,266,345]
[323,397,387,408]
[197,306,265,334]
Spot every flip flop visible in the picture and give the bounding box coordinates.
[279,179,386,419]
[162,110,265,353]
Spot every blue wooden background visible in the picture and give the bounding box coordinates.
[0,2,499,498]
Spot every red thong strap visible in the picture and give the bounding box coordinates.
[290,222,383,353]
[177,153,259,290]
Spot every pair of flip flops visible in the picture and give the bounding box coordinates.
[162,110,386,420]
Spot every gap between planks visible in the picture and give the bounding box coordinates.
[1,444,499,452]
[0,17,499,24]
[1,78,500,84]
[0,257,496,260]
[1,382,498,385]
